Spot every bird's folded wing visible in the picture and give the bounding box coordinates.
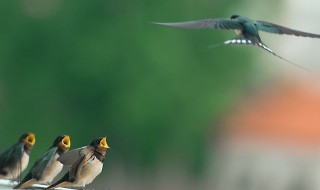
[31,147,58,179]
[153,18,242,30]
[255,20,320,38]
[68,149,95,181]
[57,146,88,166]
[0,143,24,171]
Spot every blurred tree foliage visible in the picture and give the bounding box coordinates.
[0,0,252,175]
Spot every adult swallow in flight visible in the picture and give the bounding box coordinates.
[154,15,320,70]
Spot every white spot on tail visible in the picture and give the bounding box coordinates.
[259,43,274,53]
[225,39,253,45]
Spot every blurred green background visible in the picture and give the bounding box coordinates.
[0,0,283,189]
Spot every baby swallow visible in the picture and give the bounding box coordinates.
[14,135,71,189]
[47,136,109,189]
[0,133,35,181]
[154,15,320,70]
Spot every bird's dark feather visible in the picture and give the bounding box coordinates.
[31,147,58,180]
[14,172,32,189]
[46,172,70,189]
[256,41,310,71]
[0,143,24,176]
[255,21,320,38]
[69,148,95,181]
[14,147,58,188]
[57,146,87,166]
[223,35,310,71]
[69,154,88,181]
[153,18,242,30]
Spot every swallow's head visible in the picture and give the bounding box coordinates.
[20,133,36,149]
[54,135,71,152]
[91,136,110,155]
[230,15,240,20]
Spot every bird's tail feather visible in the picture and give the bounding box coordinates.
[223,37,255,45]
[209,36,253,49]
[46,172,70,189]
[208,41,225,49]
[257,42,310,71]
[224,36,310,71]
[14,178,36,189]
[13,172,33,189]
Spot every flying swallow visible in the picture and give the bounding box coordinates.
[0,133,35,181]
[154,15,320,70]
[14,135,71,189]
[46,136,109,189]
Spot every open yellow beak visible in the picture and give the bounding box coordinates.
[62,135,71,148]
[26,133,36,146]
[100,137,110,149]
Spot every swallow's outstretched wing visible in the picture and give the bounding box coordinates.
[255,21,320,38]
[153,18,242,30]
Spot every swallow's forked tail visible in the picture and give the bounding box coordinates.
[223,36,310,71]
[256,41,310,71]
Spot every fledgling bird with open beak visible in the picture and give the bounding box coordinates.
[14,135,71,189]
[46,136,109,189]
[154,15,320,70]
[0,133,36,180]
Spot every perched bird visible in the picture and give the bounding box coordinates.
[14,135,71,189]
[47,136,109,189]
[0,133,36,180]
[154,15,320,70]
